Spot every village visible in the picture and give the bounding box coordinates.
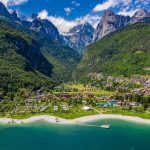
[0,73,150,119]
[88,73,150,95]
[0,77,150,119]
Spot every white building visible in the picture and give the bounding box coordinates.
[82,106,92,111]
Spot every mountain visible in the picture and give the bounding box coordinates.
[10,10,21,22]
[75,22,150,80]
[62,9,150,51]
[30,18,61,42]
[93,10,131,42]
[0,4,81,96]
[0,2,20,21]
[132,9,150,23]
[0,2,11,18]
[0,18,54,96]
[1,1,150,53]
[0,2,61,43]
[62,22,94,54]
[93,9,150,42]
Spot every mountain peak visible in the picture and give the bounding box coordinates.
[93,10,131,42]
[62,22,94,53]
[83,22,92,27]
[132,9,150,23]
[11,10,18,20]
[104,10,115,16]
[0,1,5,7]
[69,22,93,33]
[133,9,150,18]
[0,1,11,18]
[31,13,38,20]
[30,18,61,41]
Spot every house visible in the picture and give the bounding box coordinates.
[62,105,69,111]
[129,102,138,107]
[82,106,92,111]
[54,105,58,111]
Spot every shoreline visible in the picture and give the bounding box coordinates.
[0,114,150,125]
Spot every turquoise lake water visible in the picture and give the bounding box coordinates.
[0,119,150,150]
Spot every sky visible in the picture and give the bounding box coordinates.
[0,0,150,34]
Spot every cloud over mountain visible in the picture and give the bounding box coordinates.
[38,9,100,34]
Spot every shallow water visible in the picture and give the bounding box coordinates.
[0,119,150,150]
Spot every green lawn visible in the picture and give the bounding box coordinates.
[1,107,150,120]
[55,84,115,96]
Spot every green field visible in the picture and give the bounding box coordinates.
[1,106,150,120]
[64,84,115,95]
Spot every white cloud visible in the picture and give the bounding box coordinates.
[71,1,80,7]
[38,9,78,33]
[38,9,48,19]
[37,0,149,34]
[0,0,28,7]
[64,7,74,15]
[117,0,150,17]
[38,9,100,34]
[93,0,119,12]
[93,0,132,12]
[76,15,101,28]
[118,8,139,16]
[47,15,100,33]
[47,16,79,34]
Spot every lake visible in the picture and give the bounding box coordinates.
[0,119,150,150]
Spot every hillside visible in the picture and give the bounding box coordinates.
[0,16,81,98]
[0,20,53,96]
[75,22,150,80]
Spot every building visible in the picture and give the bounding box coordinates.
[82,106,92,111]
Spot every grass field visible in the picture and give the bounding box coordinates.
[65,84,115,95]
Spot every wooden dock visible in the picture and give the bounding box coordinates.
[78,122,110,129]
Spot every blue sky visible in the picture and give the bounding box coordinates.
[1,0,150,33]
[12,0,101,20]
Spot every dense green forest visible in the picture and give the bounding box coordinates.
[75,22,150,81]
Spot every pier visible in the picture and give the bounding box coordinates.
[78,122,110,129]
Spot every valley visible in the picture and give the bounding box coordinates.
[0,1,150,121]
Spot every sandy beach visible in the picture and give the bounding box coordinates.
[0,114,150,125]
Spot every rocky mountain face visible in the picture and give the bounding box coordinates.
[5,33,52,76]
[0,1,150,54]
[0,2,11,18]
[62,9,150,52]
[0,2,61,42]
[93,9,150,42]
[0,2,20,22]
[132,9,150,23]
[0,1,81,83]
[93,10,131,42]
[62,22,94,54]
[30,18,61,42]
[0,9,81,92]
